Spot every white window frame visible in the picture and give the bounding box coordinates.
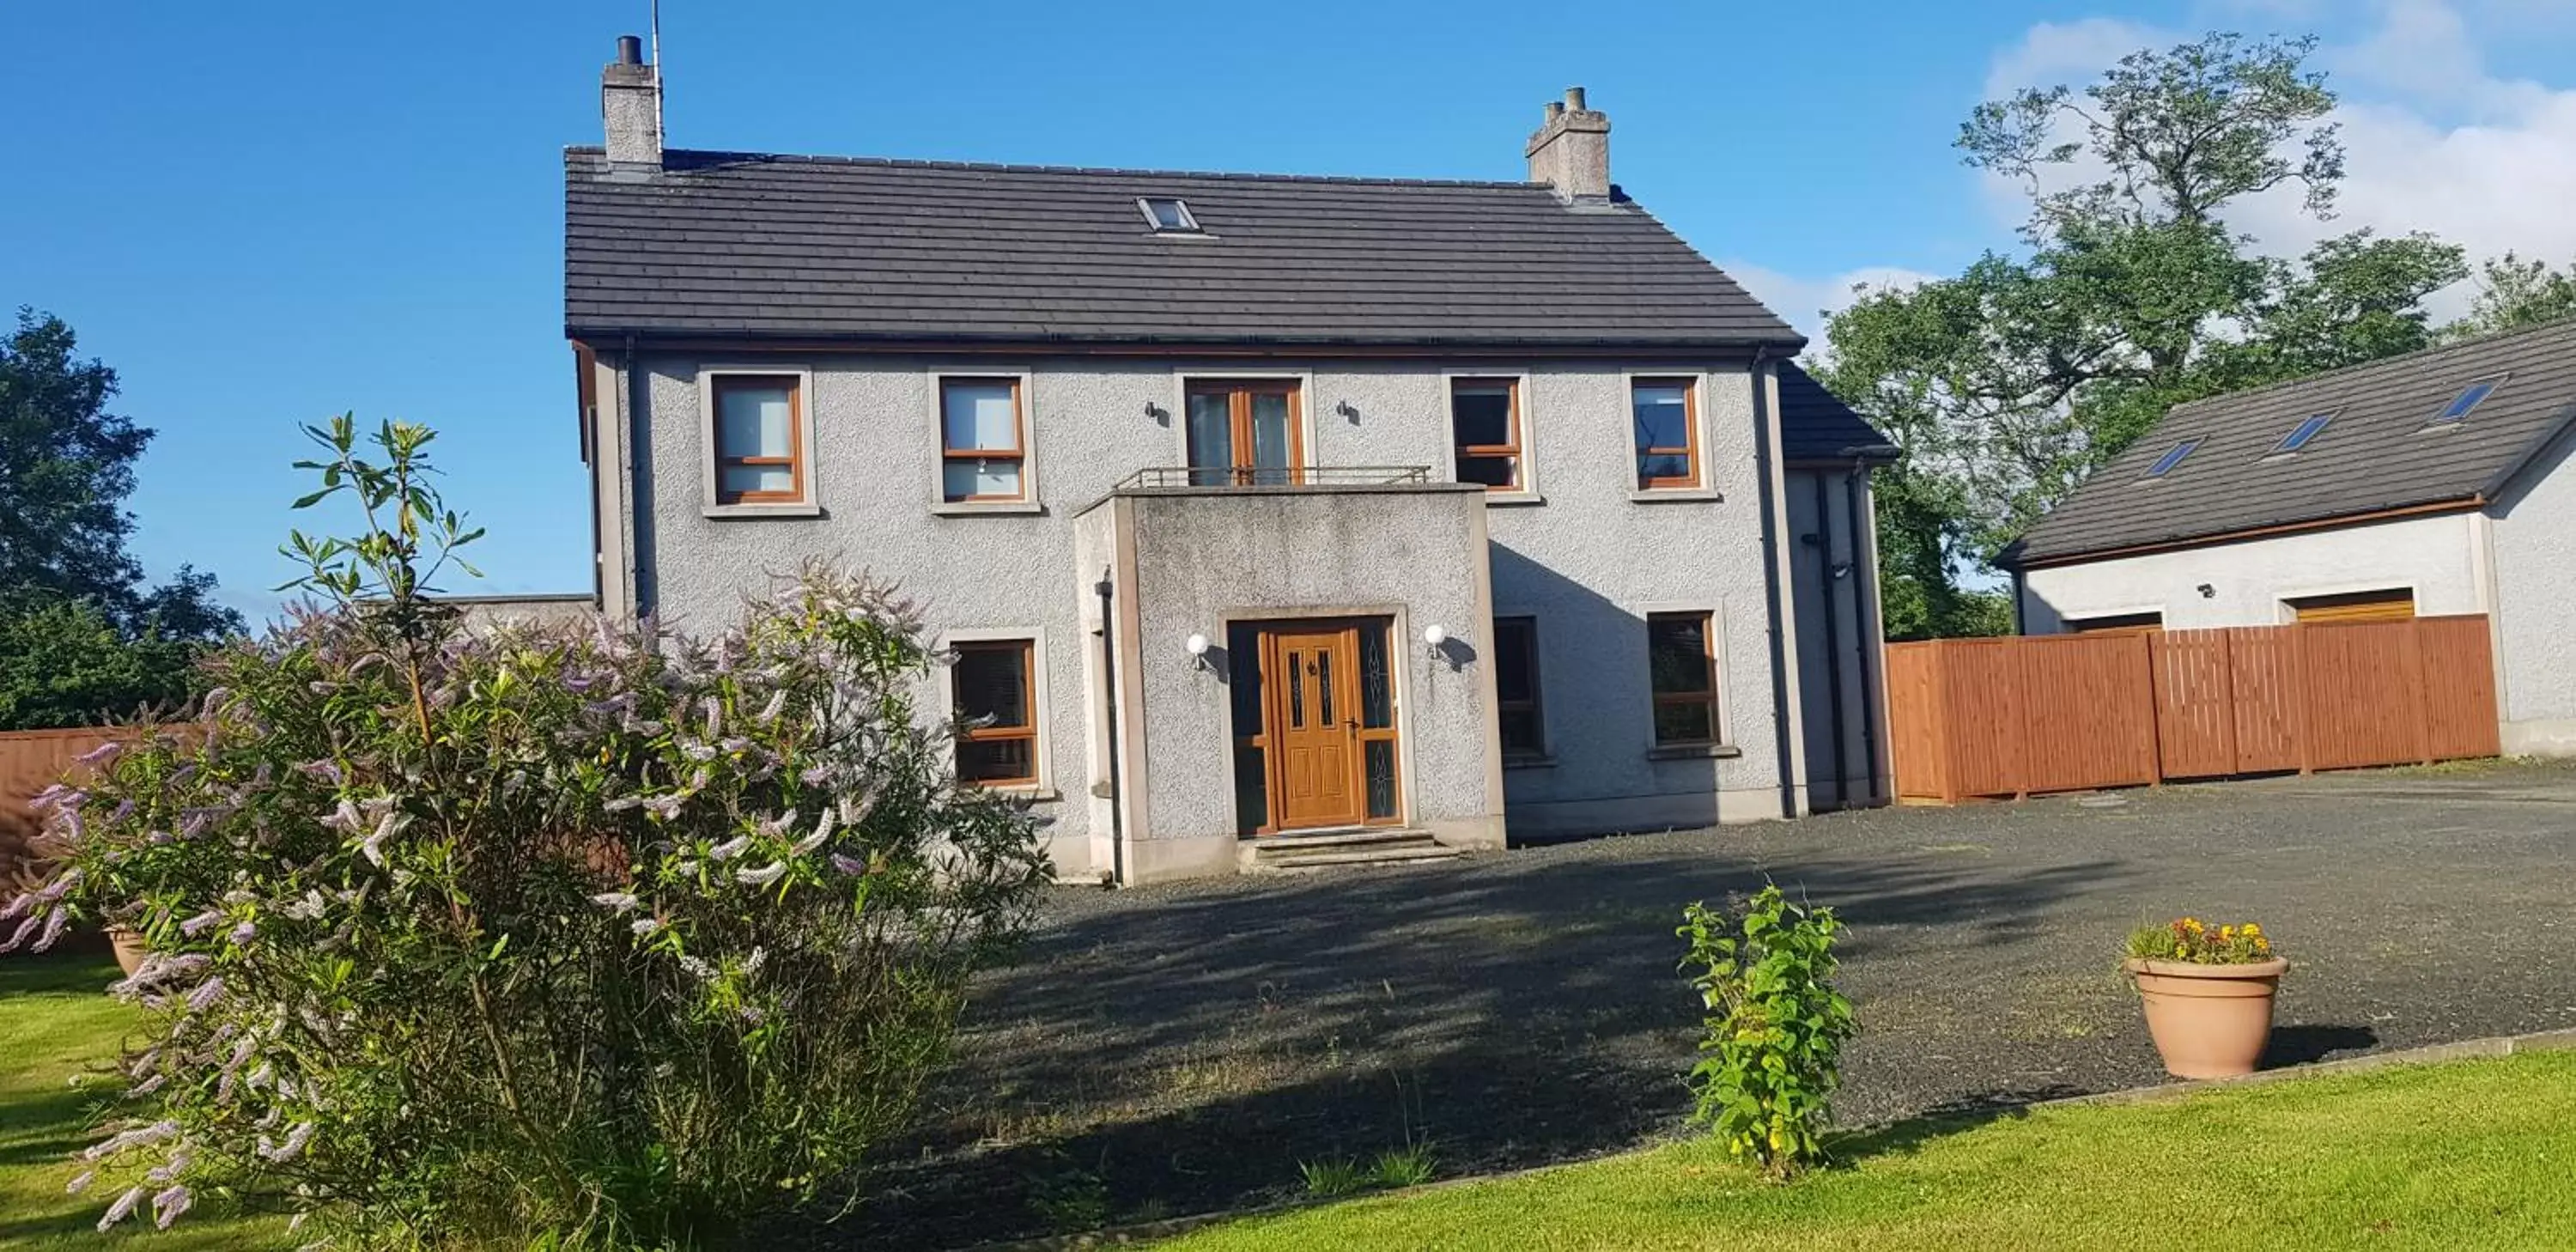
[927,368,1042,515]
[1136,197,1201,234]
[696,364,820,518]
[935,626,1055,798]
[1443,368,1542,503]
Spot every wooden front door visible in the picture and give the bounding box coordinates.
[1264,623,1365,830]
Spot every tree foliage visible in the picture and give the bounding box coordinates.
[9,418,1050,1246]
[0,307,241,726]
[1810,33,2467,637]
[2445,253,2576,341]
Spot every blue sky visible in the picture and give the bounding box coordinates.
[8,1,2576,622]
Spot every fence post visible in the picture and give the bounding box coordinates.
[2136,629,2161,787]
[1935,641,1961,805]
[2292,623,2315,775]
[2215,630,2241,777]
[2410,617,2436,765]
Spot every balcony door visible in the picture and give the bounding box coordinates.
[1185,380,1303,486]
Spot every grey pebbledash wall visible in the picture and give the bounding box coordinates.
[621,351,1809,877]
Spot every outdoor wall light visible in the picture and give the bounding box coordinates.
[1422,624,1448,652]
[1185,632,1210,657]
[2196,583,2216,599]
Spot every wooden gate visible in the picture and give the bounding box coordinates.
[1888,616,2500,802]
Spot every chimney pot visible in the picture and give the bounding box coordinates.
[1524,88,1610,202]
[601,33,663,168]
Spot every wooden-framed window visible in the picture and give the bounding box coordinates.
[1646,611,1719,746]
[1493,616,1546,758]
[939,376,1027,502]
[1450,378,1524,491]
[2287,588,2415,623]
[2064,611,2164,635]
[1183,380,1303,486]
[1631,378,1700,490]
[711,374,805,505]
[951,639,1037,787]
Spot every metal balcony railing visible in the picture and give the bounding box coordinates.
[1114,465,1434,490]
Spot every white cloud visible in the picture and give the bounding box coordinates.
[1981,1,2576,318]
[1722,262,1941,343]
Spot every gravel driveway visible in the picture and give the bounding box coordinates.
[851,761,2576,1246]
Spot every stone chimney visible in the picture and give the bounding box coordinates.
[1525,87,1610,202]
[602,34,661,168]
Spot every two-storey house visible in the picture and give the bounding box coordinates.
[567,37,1895,882]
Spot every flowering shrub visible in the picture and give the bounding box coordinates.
[2126,917,2276,964]
[1678,884,1856,1180]
[3,417,1050,1246]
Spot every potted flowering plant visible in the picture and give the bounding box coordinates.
[2123,918,2286,1079]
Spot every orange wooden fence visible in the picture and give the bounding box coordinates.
[1,727,118,890]
[1887,615,2501,802]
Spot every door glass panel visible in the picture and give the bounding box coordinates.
[1186,392,1234,486]
[1358,625,1393,730]
[1364,740,1396,820]
[1315,649,1335,725]
[1233,745,1267,835]
[1227,623,1264,737]
[1286,649,1305,727]
[1249,392,1292,484]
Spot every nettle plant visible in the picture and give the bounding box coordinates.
[2,416,1049,1246]
[1677,884,1857,1180]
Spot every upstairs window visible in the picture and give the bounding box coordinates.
[2275,412,2334,454]
[2428,378,2503,426]
[711,374,805,505]
[1449,378,1524,491]
[1631,378,1699,490]
[2142,438,2200,479]
[1137,197,1200,233]
[939,377,1027,502]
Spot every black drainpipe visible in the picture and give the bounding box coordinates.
[1811,471,1849,810]
[1843,452,1885,805]
[1095,569,1127,887]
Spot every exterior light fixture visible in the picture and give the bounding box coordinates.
[2196,583,2216,599]
[1422,624,1448,653]
[1185,632,1210,657]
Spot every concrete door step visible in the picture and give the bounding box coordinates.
[1255,844,1466,871]
[1242,829,1463,872]
[1255,826,1432,849]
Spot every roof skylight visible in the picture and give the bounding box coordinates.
[1137,197,1200,234]
[2142,438,2201,479]
[2275,411,2334,454]
[2427,377,2503,426]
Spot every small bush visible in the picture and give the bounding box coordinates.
[1299,1158,1368,1198]
[2126,916,2275,964]
[1678,884,1856,1179]
[4,417,1050,1246]
[1368,1143,1437,1188]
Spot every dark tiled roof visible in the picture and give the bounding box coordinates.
[1777,362,1893,461]
[2013,319,2576,565]
[563,149,1801,348]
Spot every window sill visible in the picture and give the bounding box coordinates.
[1503,754,1557,770]
[1647,743,1744,761]
[1483,492,1548,507]
[1628,488,1723,504]
[973,785,1062,802]
[703,502,823,520]
[932,501,1045,517]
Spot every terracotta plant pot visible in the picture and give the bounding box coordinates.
[2124,957,2288,1079]
[109,927,149,977]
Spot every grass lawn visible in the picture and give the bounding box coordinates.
[2,950,284,1250]
[1166,1048,2576,1251]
